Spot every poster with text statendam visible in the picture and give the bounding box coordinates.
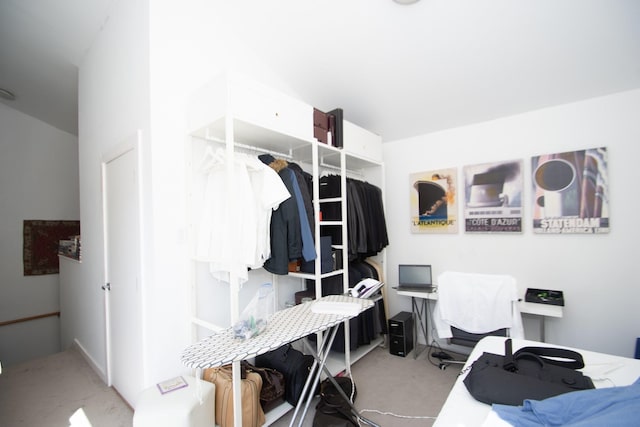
[532,147,609,234]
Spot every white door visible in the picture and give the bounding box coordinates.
[103,137,144,407]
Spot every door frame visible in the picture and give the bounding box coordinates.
[101,130,147,390]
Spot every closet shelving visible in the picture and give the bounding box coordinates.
[186,73,385,425]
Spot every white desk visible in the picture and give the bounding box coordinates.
[396,288,563,358]
[434,336,640,426]
[518,300,563,341]
[181,295,376,427]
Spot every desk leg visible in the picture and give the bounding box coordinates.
[540,317,546,342]
[412,297,429,359]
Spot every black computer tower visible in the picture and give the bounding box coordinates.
[388,311,414,357]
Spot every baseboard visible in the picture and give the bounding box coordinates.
[73,338,108,383]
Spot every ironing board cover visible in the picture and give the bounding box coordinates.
[181,294,374,369]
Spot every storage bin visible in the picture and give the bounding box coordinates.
[133,376,215,427]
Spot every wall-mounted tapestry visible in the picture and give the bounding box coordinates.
[23,220,81,275]
[463,159,524,233]
[532,147,609,234]
[410,168,458,233]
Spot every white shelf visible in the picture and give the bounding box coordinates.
[264,402,294,426]
[319,220,342,226]
[187,73,386,426]
[287,269,345,281]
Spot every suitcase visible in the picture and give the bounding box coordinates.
[203,365,265,427]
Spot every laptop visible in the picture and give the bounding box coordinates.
[392,264,436,293]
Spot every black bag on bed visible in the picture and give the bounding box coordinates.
[463,338,595,406]
[255,343,315,406]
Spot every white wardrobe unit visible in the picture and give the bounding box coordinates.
[186,73,385,422]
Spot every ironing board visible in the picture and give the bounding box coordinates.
[181,294,377,427]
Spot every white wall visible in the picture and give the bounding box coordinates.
[69,0,299,398]
[144,1,304,385]
[73,0,150,379]
[383,89,640,358]
[69,1,640,402]
[0,103,79,366]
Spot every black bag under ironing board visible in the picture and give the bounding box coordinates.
[254,343,314,406]
[463,338,595,406]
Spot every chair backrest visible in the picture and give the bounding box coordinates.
[449,326,507,348]
[436,271,523,345]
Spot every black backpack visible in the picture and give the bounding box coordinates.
[313,376,359,427]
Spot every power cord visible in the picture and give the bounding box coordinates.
[427,342,451,367]
[346,373,436,426]
[357,409,437,424]
[423,301,455,367]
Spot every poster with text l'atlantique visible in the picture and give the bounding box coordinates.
[532,147,609,234]
[410,168,458,233]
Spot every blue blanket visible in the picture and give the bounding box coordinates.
[493,377,640,426]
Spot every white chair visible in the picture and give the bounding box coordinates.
[433,271,524,368]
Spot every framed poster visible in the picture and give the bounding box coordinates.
[532,147,609,234]
[463,159,524,233]
[410,168,458,233]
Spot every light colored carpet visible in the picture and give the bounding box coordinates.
[271,345,462,427]
[0,345,133,427]
[0,342,462,427]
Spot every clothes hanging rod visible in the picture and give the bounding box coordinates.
[319,160,365,179]
[196,133,294,160]
[234,141,294,160]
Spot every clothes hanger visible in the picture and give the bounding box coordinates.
[199,146,226,172]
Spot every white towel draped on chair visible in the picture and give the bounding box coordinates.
[434,271,524,339]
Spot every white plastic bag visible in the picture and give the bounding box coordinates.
[233,283,275,340]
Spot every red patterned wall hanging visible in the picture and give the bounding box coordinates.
[23,220,80,275]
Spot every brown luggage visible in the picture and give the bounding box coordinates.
[203,364,265,427]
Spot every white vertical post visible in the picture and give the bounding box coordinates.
[312,139,323,356]
[340,150,352,374]
[225,79,242,427]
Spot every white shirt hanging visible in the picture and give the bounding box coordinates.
[195,148,290,284]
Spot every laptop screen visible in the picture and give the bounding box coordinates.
[398,264,432,287]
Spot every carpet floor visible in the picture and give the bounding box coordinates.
[0,342,463,426]
[0,345,133,427]
[272,344,462,427]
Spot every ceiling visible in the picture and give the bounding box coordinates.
[0,0,112,136]
[1,0,639,141]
